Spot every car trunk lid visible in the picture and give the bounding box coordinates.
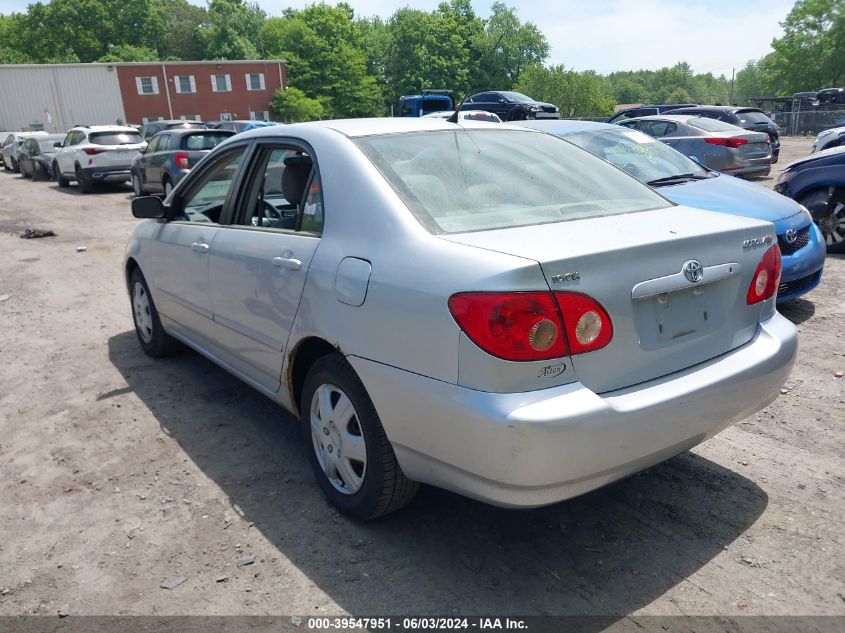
[442,206,776,393]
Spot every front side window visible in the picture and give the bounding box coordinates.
[354,129,668,234]
[565,129,709,183]
[178,148,247,224]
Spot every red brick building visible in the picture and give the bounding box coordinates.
[116,60,286,124]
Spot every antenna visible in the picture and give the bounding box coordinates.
[447,33,505,124]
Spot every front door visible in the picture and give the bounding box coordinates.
[145,144,251,347]
[208,144,324,392]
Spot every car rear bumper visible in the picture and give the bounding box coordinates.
[81,166,132,183]
[350,312,797,508]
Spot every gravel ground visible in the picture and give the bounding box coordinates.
[0,137,842,621]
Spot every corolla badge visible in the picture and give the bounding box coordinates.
[682,260,704,283]
[784,228,798,244]
[743,235,773,249]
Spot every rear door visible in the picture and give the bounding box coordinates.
[207,141,323,392]
[147,133,170,187]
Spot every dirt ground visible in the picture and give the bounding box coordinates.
[0,137,842,622]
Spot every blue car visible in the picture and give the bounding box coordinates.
[518,120,825,302]
[775,146,845,253]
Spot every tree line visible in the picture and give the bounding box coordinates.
[0,0,841,121]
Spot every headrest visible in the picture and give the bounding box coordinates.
[281,155,312,206]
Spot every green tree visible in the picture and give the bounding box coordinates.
[98,44,159,62]
[767,0,845,93]
[261,3,382,117]
[734,58,770,103]
[474,2,549,91]
[197,0,264,60]
[270,86,325,121]
[515,64,614,117]
[159,0,209,60]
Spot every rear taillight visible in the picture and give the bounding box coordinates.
[747,245,781,304]
[704,137,749,149]
[174,152,190,169]
[83,147,105,155]
[553,291,614,355]
[448,291,613,361]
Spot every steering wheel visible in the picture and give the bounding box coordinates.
[262,200,281,219]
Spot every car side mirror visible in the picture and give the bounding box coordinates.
[54,142,62,148]
[132,196,166,219]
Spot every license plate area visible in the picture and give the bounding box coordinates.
[633,282,731,351]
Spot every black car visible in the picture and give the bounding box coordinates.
[130,128,235,197]
[459,91,560,120]
[17,134,66,179]
[663,106,781,162]
[208,120,253,133]
[606,103,698,125]
[139,120,206,142]
[775,146,845,252]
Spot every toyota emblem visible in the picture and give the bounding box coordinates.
[784,228,798,244]
[682,260,704,283]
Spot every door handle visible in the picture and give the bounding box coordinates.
[191,242,209,253]
[272,256,301,271]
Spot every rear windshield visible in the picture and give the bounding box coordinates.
[354,129,669,234]
[421,98,452,113]
[182,132,232,150]
[687,118,740,133]
[89,131,144,145]
[735,110,774,125]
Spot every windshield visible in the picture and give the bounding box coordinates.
[565,128,709,183]
[89,131,144,145]
[38,139,62,152]
[354,129,669,234]
[501,91,534,103]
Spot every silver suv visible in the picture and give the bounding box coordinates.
[53,126,146,193]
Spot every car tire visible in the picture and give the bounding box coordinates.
[20,162,30,178]
[11,157,19,173]
[131,173,143,197]
[301,354,419,520]
[799,187,845,254]
[75,165,92,194]
[129,268,179,358]
[53,162,67,187]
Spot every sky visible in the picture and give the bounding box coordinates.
[0,0,795,78]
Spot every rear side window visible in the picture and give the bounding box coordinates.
[687,118,742,133]
[89,131,144,145]
[183,133,232,150]
[354,129,669,234]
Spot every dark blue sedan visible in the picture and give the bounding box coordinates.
[518,120,825,302]
[775,146,845,253]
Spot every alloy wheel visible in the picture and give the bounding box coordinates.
[309,384,367,495]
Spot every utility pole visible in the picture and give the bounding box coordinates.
[729,67,735,105]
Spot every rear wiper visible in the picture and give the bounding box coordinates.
[646,173,708,186]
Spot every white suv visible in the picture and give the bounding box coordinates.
[53,126,146,193]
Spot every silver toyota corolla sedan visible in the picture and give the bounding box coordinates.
[124,118,797,519]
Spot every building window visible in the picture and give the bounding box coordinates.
[245,73,265,91]
[249,111,270,121]
[174,75,196,94]
[135,76,159,95]
[219,113,233,121]
[211,74,232,92]
[180,114,201,121]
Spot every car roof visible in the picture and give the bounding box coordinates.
[72,125,140,133]
[515,120,617,134]
[234,117,534,139]
[153,127,233,137]
[621,114,695,122]
[149,119,203,125]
